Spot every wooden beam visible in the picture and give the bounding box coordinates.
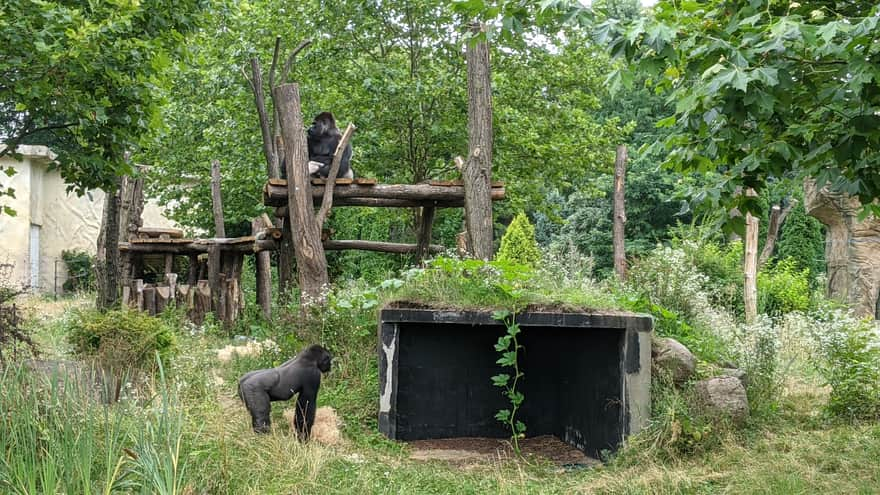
[264,181,505,207]
[323,240,444,254]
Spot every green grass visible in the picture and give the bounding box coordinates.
[2,294,879,494]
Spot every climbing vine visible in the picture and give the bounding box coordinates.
[491,309,526,454]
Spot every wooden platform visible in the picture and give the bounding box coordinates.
[264,179,506,208]
[120,236,277,255]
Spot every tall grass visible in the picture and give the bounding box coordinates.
[0,359,193,494]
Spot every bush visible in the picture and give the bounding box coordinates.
[627,244,710,319]
[758,258,811,316]
[61,249,95,293]
[67,309,176,373]
[808,309,880,420]
[497,212,541,268]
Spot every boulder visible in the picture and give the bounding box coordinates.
[718,367,748,387]
[695,376,749,424]
[651,337,696,385]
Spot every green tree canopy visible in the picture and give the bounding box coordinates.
[0,0,206,206]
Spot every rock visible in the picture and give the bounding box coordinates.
[695,376,749,424]
[718,367,748,387]
[651,337,696,385]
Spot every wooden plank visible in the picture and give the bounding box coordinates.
[143,286,157,316]
[323,240,444,254]
[264,181,505,207]
[137,227,184,239]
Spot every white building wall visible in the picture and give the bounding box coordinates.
[0,146,178,294]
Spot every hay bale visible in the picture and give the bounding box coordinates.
[216,339,277,363]
[284,406,342,445]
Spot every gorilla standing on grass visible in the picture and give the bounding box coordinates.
[238,344,332,439]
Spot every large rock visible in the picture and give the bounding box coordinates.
[695,376,749,424]
[805,179,880,319]
[651,337,696,385]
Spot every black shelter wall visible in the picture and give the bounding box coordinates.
[392,322,624,457]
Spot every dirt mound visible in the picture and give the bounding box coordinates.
[408,435,599,466]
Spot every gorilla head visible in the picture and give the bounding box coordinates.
[306,112,354,179]
[302,343,333,373]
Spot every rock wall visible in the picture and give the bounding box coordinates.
[805,180,880,318]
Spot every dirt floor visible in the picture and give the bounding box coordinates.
[408,435,600,467]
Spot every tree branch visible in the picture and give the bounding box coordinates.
[315,123,356,226]
[249,57,279,178]
[279,39,313,85]
[758,199,797,269]
[268,36,282,89]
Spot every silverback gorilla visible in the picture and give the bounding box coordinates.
[238,344,332,439]
[307,112,354,179]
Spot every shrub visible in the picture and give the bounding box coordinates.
[758,258,811,316]
[627,244,710,319]
[497,212,541,268]
[67,309,176,373]
[61,249,95,293]
[808,309,880,420]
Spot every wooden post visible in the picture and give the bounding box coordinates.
[278,218,293,299]
[207,245,222,317]
[187,254,199,285]
[613,145,628,280]
[463,23,495,260]
[164,254,174,277]
[744,188,759,323]
[143,286,157,316]
[211,159,226,238]
[415,206,436,264]
[273,83,329,306]
[249,58,281,179]
[252,219,272,319]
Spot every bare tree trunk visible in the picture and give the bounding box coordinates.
[96,176,123,310]
[210,159,226,238]
[744,189,759,323]
[612,145,628,280]
[273,83,329,306]
[463,22,494,260]
[757,200,796,269]
[249,58,281,179]
[118,173,145,294]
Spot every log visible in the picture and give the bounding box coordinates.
[613,145,628,280]
[187,254,199,285]
[464,21,495,260]
[164,273,178,303]
[249,57,281,179]
[744,189,759,323]
[323,240,444,254]
[264,182,505,207]
[119,239,278,254]
[208,246,221,316]
[415,206,436,263]
[211,159,226,238]
[193,281,211,326]
[132,279,145,311]
[155,286,171,314]
[758,200,797,269]
[143,286,157,316]
[253,219,272,320]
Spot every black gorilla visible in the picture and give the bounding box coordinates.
[307,112,354,179]
[238,344,332,439]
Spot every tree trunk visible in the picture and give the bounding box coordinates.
[415,207,436,264]
[757,201,796,269]
[743,189,759,323]
[463,22,494,260]
[273,83,329,305]
[96,177,123,310]
[210,159,226,238]
[612,145,628,280]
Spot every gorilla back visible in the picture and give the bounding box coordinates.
[238,344,332,438]
[307,112,353,179]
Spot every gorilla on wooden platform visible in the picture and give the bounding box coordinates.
[238,344,332,439]
[307,112,354,179]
